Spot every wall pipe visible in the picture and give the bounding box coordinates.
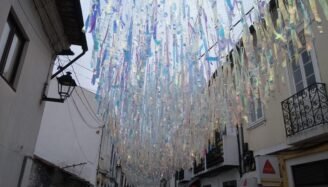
[236,125,243,177]
[51,49,86,79]
[51,32,88,80]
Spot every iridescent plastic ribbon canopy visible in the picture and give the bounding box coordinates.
[85,0,326,184]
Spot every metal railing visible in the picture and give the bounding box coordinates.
[281,83,328,137]
[193,159,205,174]
[178,169,184,180]
[206,147,224,169]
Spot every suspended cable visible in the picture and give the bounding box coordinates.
[66,101,94,164]
[66,56,103,123]
[57,56,103,123]
[71,94,104,128]
[198,7,255,60]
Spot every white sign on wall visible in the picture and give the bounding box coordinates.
[255,156,281,183]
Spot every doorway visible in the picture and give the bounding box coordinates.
[292,159,328,187]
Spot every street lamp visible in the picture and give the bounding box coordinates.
[42,72,77,103]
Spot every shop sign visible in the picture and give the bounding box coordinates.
[255,156,281,182]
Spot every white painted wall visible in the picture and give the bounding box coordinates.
[200,168,240,187]
[223,135,239,166]
[34,79,103,185]
[0,0,56,186]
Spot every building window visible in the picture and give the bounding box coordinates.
[289,30,318,93]
[248,75,264,127]
[0,11,26,89]
[249,95,263,122]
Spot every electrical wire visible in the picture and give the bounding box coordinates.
[74,62,94,72]
[63,57,99,115]
[71,94,103,128]
[56,57,93,79]
[66,101,94,164]
[56,57,103,124]
[67,58,104,123]
[198,7,255,60]
[54,63,93,80]
[72,88,104,124]
[55,58,102,165]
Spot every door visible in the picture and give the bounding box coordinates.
[292,159,328,187]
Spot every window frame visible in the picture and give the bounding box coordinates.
[247,88,265,129]
[0,10,26,90]
[247,26,265,129]
[287,26,321,94]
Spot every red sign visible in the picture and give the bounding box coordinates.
[263,160,275,174]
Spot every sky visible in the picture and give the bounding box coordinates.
[62,0,255,94]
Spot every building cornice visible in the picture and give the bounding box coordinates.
[33,0,70,53]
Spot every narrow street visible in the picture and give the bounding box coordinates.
[0,0,328,187]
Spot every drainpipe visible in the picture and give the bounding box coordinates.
[96,125,105,177]
[51,34,88,79]
[17,156,33,187]
[51,48,87,79]
[240,125,245,152]
[236,125,242,177]
[240,125,248,177]
[40,45,87,104]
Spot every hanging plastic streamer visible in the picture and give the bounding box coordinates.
[309,0,323,33]
[319,0,328,21]
[86,0,327,185]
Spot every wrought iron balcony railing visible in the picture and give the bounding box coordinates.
[193,159,205,174]
[178,169,184,180]
[206,147,224,169]
[281,83,328,137]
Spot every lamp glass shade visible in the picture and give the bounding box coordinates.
[57,72,77,99]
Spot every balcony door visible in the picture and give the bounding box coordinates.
[289,30,320,93]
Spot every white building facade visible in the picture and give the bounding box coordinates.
[33,79,103,186]
[0,0,86,186]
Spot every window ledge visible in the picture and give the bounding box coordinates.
[247,117,266,130]
[0,75,17,92]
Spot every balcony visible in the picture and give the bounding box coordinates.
[205,131,224,169]
[192,135,239,177]
[281,83,328,144]
[193,158,205,174]
[206,147,224,168]
[176,168,192,183]
[178,169,184,180]
[206,146,224,169]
